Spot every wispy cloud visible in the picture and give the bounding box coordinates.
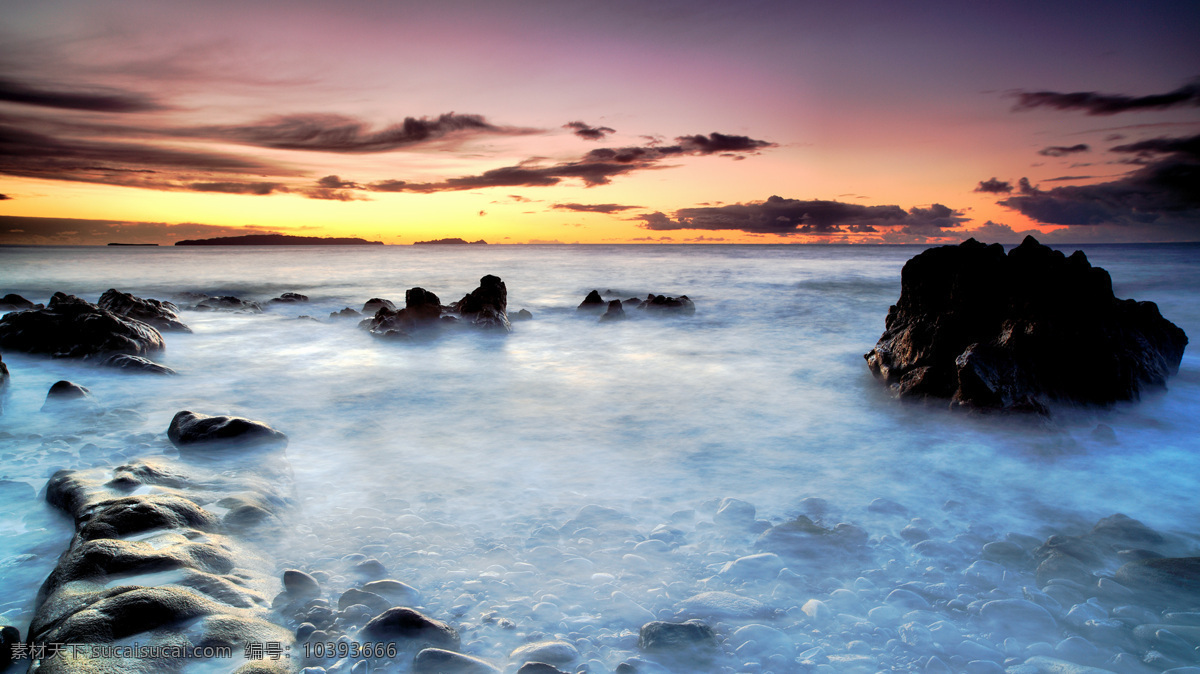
[552,202,642,213]
[0,77,165,112]
[1038,143,1089,157]
[636,196,968,235]
[1012,79,1200,115]
[564,121,614,140]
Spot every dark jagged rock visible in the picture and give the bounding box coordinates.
[1,624,19,669]
[103,353,177,375]
[864,236,1189,412]
[637,293,696,315]
[98,288,191,332]
[270,292,309,303]
[0,293,36,311]
[457,275,510,331]
[167,410,288,450]
[360,607,459,650]
[577,290,605,313]
[363,298,396,314]
[0,292,165,358]
[514,308,533,321]
[330,307,361,319]
[406,287,444,323]
[600,299,627,323]
[194,295,263,313]
[638,620,717,652]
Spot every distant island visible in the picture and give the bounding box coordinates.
[413,238,488,245]
[107,243,159,246]
[175,234,384,246]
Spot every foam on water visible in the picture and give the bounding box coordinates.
[1,243,1198,671]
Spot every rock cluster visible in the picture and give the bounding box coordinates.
[0,292,166,359]
[98,288,191,332]
[865,236,1188,412]
[578,290,696,320]
[28,412,295,674]
[361,275,514,339]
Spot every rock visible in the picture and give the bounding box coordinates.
[194,295,263,313]
[514,308,533,321]
[864,236,1188,412]
[284,570,322,598]
[360,607,459,650]
[509,640,580,667]
[406,287,444,322]
[363,298,396,313]
[719,552,784,579]
[338,588,391,614]
[677,591,769,620]
[167,410,288,449]
[270,292,309,303]
[713,497,756,528]
[363,579,422,606]
[515,664,569,674]
[600,299,626,322]
[755,515,869,562]
[1,624,20,669]
[41,380,93,412]
[639,620,717,652]
[0,293,36,310]
[1012,655,1124,674]
[577,290,606,313]
[456,275,511,332]
[1114,557,1200,607]
[1089,513,1165,549]
[98,289,191,332]
[0,292,165,358]
[103,353,177,375]
[413,648,501,674]
[636,294,696,316]
[978,599,1058,641]
[330,307,361,319]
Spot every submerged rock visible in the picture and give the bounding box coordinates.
[513,308,534,321]
[270,292,309,303]
[0,292,165,358]
[0,353,8,413]
[1114,557,1200,607]
[864,236,1188,412]
[638,620,717,652]
[330,307,361,319]
[167,410,288,449]
[41,380,93,412]
[600,299,627,323]
[103,353,177,375]
[636,293,696,315]
[413,648,501,674]
[360,607,459,650]
[193,295,263,313]
[98,288,191,332]
[363,298,396,314]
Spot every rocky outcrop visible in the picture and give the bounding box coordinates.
[0,293,37,311]
[363,276,514,338]
[0,353,8,414]
[0,292,165,359]
[864,236,1188,412]
[167,411,288,450]
[600,300,626,323]
[269,292,308,303]
[102,353,177,375]
[577,290,605,313]
[362,298,395,314]
[98,289,191,332]
[194,295,263,313]
[637,294,696,315]
[455,275,510,332]
[28,413,295,673]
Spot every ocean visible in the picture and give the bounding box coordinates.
[1,242,1197,672]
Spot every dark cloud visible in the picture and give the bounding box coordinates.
[1038,144,1089,157]
[368,132,776,193]
[552,203,642,213]
[1043,175,1095,182]
[0,214,278,245]
[0,77,164,113]
[187,181,285,195]
[564,121,615,140]
[637,196,968,235]
[974,177,1013,193]
[999,134,1200,226]
[0,193,10,200]
[190,113,537,153]
[316,175,361,189]
[1012,79,1200,115]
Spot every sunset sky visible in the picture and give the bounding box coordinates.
[1,0,1198,245]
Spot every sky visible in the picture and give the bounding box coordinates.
[0,0,1198,245]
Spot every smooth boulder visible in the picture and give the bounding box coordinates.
[360,607,459,650]
[0,294,36,311]
[864,236,1188,412]
[0,292,165,358]
[167,411,288,449]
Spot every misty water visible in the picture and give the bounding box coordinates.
[1,243,1198,673]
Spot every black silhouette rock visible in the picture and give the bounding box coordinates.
[194,295,262,313]
[864,236,1188,412]
[600,300,627,323]
[167,411,288,450]
[269,292,309,303]
[577,290,605,313]
[637,294,696,315]
[0,292,165,359]
[0,294,36,311]
[456,275,510,332]
[98,289,191,332]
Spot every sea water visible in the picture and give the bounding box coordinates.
[0,243,1197,672]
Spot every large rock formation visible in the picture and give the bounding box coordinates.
[455,275,510,332]
[0,292,165,359]
[28,412,295,673]
[98,289,191,332]
[864,236,1188,412]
